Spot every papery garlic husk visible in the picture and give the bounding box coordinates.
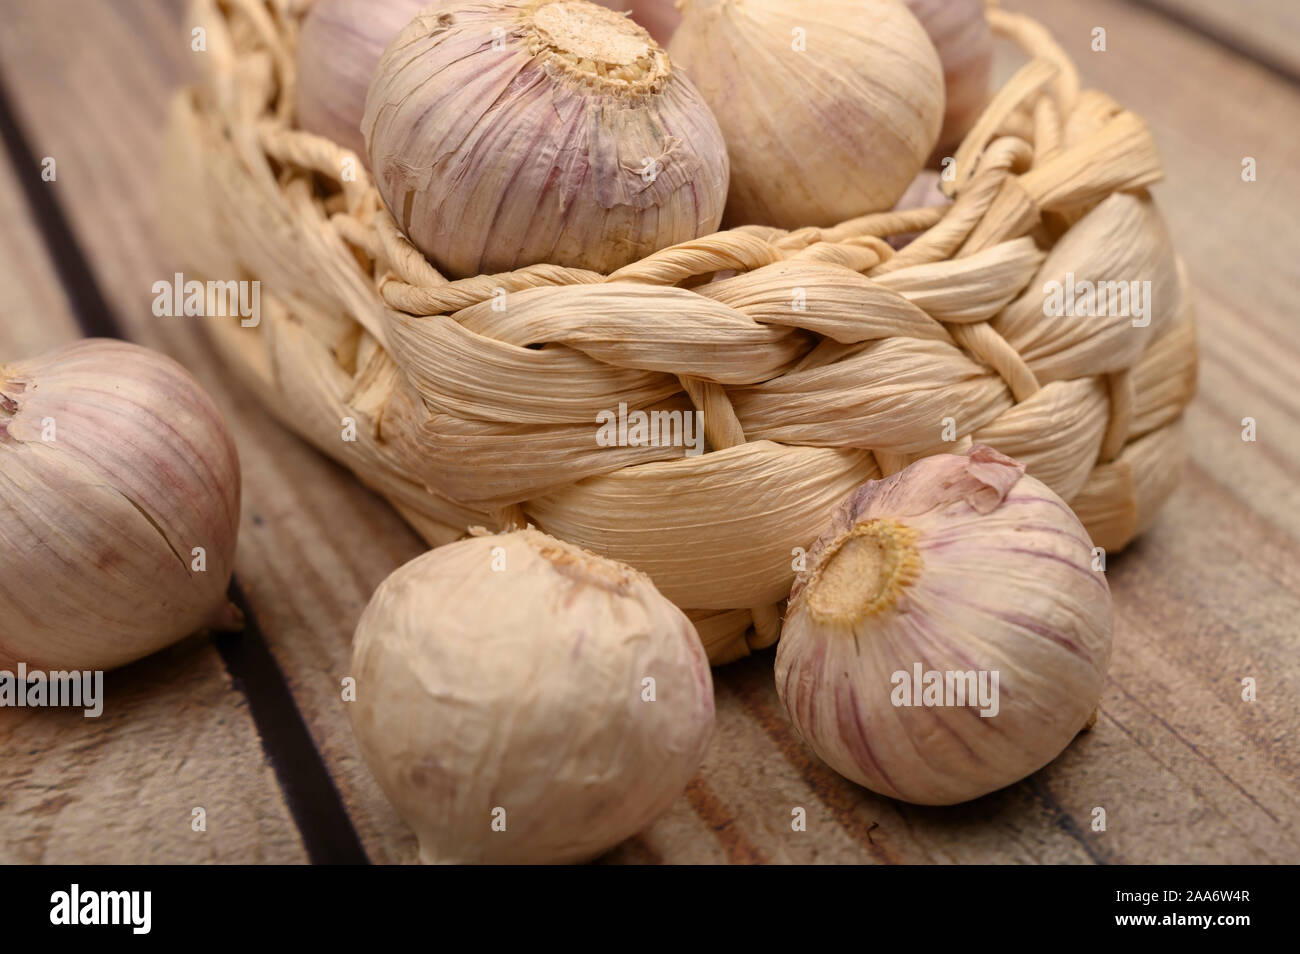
[775,445,1112,805]
[904,0,993,162]
[669,0,944,229]
[296,0,430,162]
[0,339,242,671]
[348,528,715,864]
[363,0,730,277]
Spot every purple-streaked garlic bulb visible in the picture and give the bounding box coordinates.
[363,0,730,277]
[296,0,430,162]
[0,339,241,671]
[776,445,1112,805]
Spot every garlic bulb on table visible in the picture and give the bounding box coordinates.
[0,339,241,671]
[776,446,1112,805]
[669,0,944,229]
[363,0,730,277]
[296,0,429,162]
[349,528,714,864]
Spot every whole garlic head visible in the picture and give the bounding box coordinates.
[669,0,945,228]
[0,339,241,671]
[348,528,715,864]
[776,446,1112,805]
[363,0,730,277]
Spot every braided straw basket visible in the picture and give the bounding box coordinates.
[162,0,1197,663]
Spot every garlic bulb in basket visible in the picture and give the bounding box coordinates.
[363,0,730,277]
[905,0,993,161]
[776,446,1112,805]
[0,339,241,671]
[296,0,429,162]
[669,0,944,229]
[348,528,715,864]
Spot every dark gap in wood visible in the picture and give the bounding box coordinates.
[216,584,371,865]
[0,70,369,865]
[1127,0,1300,88]
[1026,775,1113,865]
[0,71,120,339]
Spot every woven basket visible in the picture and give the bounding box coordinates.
[161,0,1197,664]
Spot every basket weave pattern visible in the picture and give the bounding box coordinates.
[163,0,1198,663]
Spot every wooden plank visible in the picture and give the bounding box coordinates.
[0,0,425,863]
[0,0,1295,864]
[0,641,306,863]
[0,119,307,864]
[0,142,79,355]
[1131,0,1300,82]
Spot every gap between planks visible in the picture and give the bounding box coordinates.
[0,70,369,866]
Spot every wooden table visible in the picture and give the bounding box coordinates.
[0,0,1296,864]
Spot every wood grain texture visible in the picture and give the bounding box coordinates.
[0,641,306,863]
[0,3,309,864]
[1131,0,1300,81]
[0,0,427,863]
[0,0,1295,863]
[0,157,78,356]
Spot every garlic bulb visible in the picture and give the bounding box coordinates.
[893,169,946,212]
[349,528,714,864]
[669,0,944,229]
[296,0,429,161]
[904,0,993,160]
[363,0,730,277]
[0,339,242,671]
[631,0,681,44]
[776,446,1112,805]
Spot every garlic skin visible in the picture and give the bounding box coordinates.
[0,340,242,671]
[669,0,944,229]
[904,0,993,161]
[893,169,946,212]
[363,0,730,277]
[776,446,1112,805]
[296,0,429,162]
[348,528,714,864]
[630,0,681,44]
